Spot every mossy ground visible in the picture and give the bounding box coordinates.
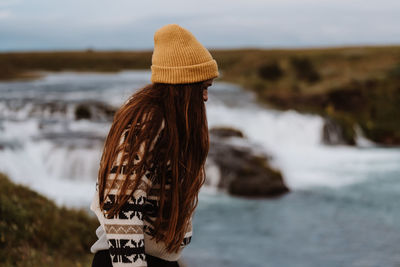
[0,172,98,267]
[214,46,400,145]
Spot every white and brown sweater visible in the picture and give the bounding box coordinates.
[90,120,193,266]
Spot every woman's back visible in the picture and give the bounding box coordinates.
[90,120,193,266]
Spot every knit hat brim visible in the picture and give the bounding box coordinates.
[151,59,219,84]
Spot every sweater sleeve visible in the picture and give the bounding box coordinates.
[102,186,148,267]
[101,122,162,267]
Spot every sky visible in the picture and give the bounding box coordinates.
[0,0,400,51]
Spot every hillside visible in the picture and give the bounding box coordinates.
[0,172,98,267]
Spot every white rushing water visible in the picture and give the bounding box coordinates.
[0,70,398,208]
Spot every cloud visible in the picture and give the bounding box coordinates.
[0,0,399,51]
[0,9,12,19]
[0,0,21,7]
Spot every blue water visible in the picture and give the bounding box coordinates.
[183,164,400,267]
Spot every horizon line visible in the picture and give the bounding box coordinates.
[1,43,400,54]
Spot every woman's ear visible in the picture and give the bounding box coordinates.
[202,78,213,89]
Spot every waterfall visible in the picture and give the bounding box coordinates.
[1,71,395,208]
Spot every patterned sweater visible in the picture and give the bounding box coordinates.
[90,120,193,266]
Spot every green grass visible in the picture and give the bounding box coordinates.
[214,46,400,145]
[0,172,98,267]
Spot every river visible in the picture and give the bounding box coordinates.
[0,70,399,267]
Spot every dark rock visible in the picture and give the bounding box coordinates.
[322,116,355,145]
[75,104,91,120]
[209,127,244,138]
[74,101,116,121]
[229,164,289,197]
[207,129,289,198]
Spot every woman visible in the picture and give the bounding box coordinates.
[90,23,219,267]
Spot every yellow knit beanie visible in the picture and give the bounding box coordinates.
[151,24,219,84]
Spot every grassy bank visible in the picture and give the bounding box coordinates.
[0,50,153,80]
[1,46,399,144]
[215,46,400,145]
[0,172,98,267]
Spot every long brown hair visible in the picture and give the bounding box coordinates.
[97,81,209,253]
